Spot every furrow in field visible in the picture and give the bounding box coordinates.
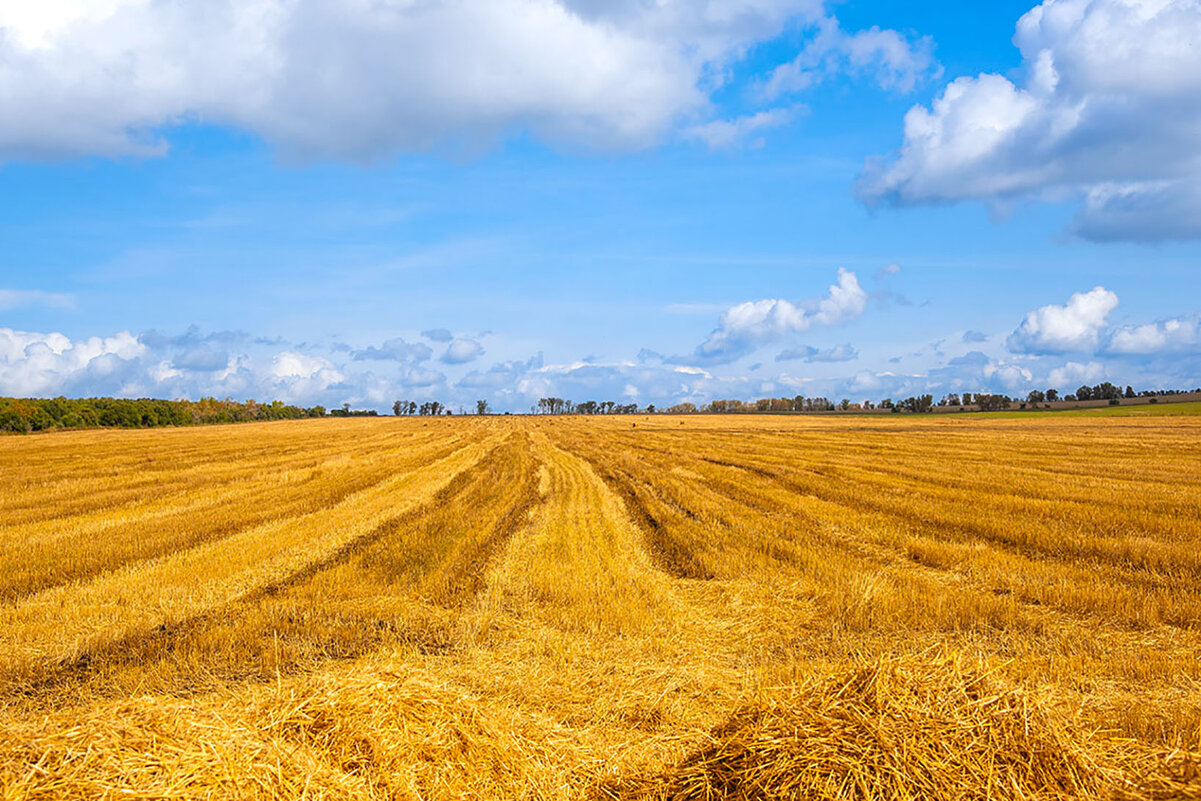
[560,421,1201,748]
[592,427,1201,599]
[0,426,436,528]
[476,430,677,636]
[0,421,449,528]
[679,433,1200,628]
[0,433,466,602]
[6,432,541,704]
[0,429,503,687]
[692,456,1201,629]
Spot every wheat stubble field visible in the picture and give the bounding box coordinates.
[1,414,1199,800]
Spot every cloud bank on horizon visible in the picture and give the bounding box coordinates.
[0,0,1198,411]
[3,271,1197,410]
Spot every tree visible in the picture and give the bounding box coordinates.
[1045,389,1059,402]
[393,400,404,416]
[476,399,489,415]
[1125,385,1135,399]
[976,394,1012,412]
[1027,390,1045,404]
[901,395,933,413]
[1076,385,1093,401]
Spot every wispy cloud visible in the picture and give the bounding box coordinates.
[684,106,800,150]
[0,289,75,310]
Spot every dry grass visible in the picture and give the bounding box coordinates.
[605,654,1123,801]
[1,414,1199,799]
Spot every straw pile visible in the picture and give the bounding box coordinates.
[0,659,581,800]
[2,653,1198,800]
[602,656,1196,801]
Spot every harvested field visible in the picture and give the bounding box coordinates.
[1,414,1199,800]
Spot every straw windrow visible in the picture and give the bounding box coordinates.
[1,415,1199,799]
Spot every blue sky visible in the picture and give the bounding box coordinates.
[1,0,1199,411]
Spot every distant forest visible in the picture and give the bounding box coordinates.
[0,396,335,433]
[3,381,1199,433]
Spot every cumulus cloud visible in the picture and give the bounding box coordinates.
[0,289,74,309]
[0,327,144,396]
[775,343,858,362]
[0,0,855,162]
[172,346,229,372]
[267,351,346,399]
[352,338,433,363]
[983,361,1034,390]
[0,0,960,163]
[440,338,485,365]
[1108,316,1201,354]
[0,325,451,408]
[420,328,454,343]
[1047,360,1106,389]
[1006,286,1118,354]
[684,268,867,365]
[1074,181,1201,243]
[762,16,938,97]
[946,351,990,368]
[857,0,1201,242]
[961,330,988,343]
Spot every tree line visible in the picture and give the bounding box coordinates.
[520,384,1198,417]
[7,380,1197,434]
[0,396,329,433]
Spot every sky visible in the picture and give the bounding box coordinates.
[1,0,1199,412]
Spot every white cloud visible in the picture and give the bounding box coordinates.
[270,351,335,380]
[858,0,1201,241]
[353,338,433,363]
[873,262,901,280]
[0,289,75,309]
[0,0,844,161]
[983,361,1034,390]
[1047,360,1106,389]
[763,16,937,97]
[420,328,454,343]
[0,327,144,396]
[267,351,346,400]
[1006,286,1118,354]
[441,338,485,365]
[684,106,798,150]
[775,343,858,362]
[1074,181,1201,243]
[685,268,867,364]
[172,345,228,371]
[1109,316,1201,354]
